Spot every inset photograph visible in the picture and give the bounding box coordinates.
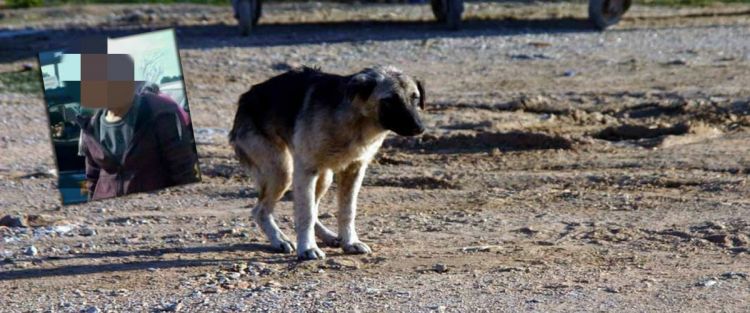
[38,29,200,204]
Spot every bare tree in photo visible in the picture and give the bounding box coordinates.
[139,51,165,91]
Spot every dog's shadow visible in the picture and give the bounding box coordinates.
[0,243,291,281]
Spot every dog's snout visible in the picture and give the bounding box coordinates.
[401,124,425,136]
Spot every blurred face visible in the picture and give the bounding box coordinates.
[80,54,136,109]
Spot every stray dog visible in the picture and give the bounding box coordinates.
[229,66,426,260]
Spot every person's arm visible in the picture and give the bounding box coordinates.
[154,112,199,185]
[81,135,100,198]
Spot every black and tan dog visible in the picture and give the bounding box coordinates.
[229,66,425,260]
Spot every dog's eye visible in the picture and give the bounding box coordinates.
[410,93,419,106]
[381,96,397,106]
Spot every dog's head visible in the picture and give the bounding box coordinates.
[347,66,426,136]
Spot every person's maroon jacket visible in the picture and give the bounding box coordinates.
[77,92,200,200]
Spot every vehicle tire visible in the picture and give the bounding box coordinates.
[588,0,631,30]
[236,0,260,36]
[252,0,262,26]
[431,0,446,23]
[431,0,463,30]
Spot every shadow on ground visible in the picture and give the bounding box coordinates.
[0,243,288,281]
[1,17,595,63]
[385,130,575,153]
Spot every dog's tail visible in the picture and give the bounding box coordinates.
[229,87,258,143]
[229,87,261,169]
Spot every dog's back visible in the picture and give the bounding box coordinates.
[229,66,345,145]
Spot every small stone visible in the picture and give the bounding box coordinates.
[161,302,182,312]
[25,214,66,227]
[21,63,34,72]
[235,281,251,289]
[517,226,538,236]
[720,272,748,280]
[603,287,620,293]
[666,59,688,66]
[24,246,38,256]
[0,215,28,228]
[433,263,449,273]
[231,262,247,273]
[698,279,718,287]
[704,234,730,246]
[495,266,525,273]
[218,228,240,237]
[190,291,203,298]
[563,70,577,77]
[460,245,498,253]
[365,287,380,294]
[79,227,96,237]
[84,306,101,313]
[326,258,360,270]
[732,234,749,246]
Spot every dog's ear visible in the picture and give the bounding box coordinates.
[347,73,378,102]
[416,79,426,110]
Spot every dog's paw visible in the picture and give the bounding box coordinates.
[320,235,341,248]
[297,247,326,261]
[315,222,340,247]
[270,239,296,254]
[342,242,372,254]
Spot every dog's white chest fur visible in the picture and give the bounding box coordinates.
[330,132,387,169]
[293,127,387,171]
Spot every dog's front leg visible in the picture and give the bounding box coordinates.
[294,166,326,260]
[337,161,372,254]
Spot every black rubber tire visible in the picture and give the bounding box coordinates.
[252,0,262,26]
[588,0,631,30]
[237,0,261,36]
[446,0,463,30]
[431,0,463,30]
[431,0,446,23]
[237,0,252,36]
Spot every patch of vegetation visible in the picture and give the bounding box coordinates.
[0,70,42,94]
[7,0,43,8]
[46,0,231,5]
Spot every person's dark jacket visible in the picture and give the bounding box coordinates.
[77,92,200,200]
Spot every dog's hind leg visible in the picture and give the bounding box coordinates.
[252,164,295,254]
[236,138,296,254]
[336,161,372,254]
[313,169,340,247]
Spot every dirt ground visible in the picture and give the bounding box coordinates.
[1,1,749,312]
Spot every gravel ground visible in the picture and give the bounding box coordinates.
[1,2,749,312]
